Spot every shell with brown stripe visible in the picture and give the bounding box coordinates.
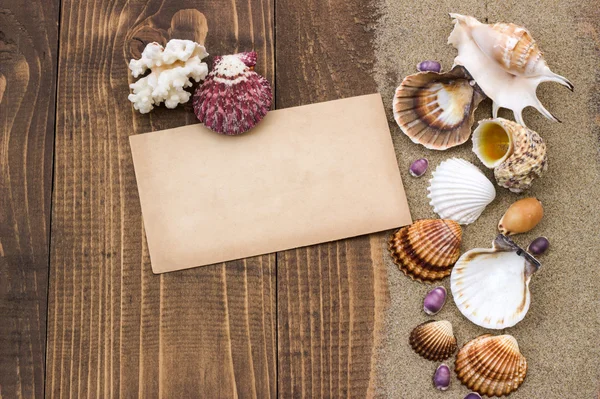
[388,219,462,283]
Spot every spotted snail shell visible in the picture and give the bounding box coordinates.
[388,219,462,283]
[409,320,457,361]
[472,118,547,193]
[455,334,528,396]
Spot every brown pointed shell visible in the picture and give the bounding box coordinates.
[473,22,546,77]
[388,219,462,282]
[455,334,528,396]
[409,320,457,361]
[393,66,485,150]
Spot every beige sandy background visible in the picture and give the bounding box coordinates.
[373,0,600,397]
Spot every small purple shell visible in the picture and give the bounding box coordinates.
[528,236,549,256]
[423,286,447,315]
[417,60,442,73]
[464,393,482,399]
[409,158,429,177]
[433,364,451,391]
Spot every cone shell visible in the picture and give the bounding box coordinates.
[193,52,272,135]
[393,66,485,150]
[455,334,527,397]
[473,118,547,193]
[448,14,573,127]
[389,219,462,283]
[451,235,541,329]
[409,320,457,361]
[427,158,496,224]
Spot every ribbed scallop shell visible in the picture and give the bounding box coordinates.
[193,52,272,135]
[389,219,462,283]
[393,66,485,150]
[473,118,547,193]
[409,320,457,361]
[427,158,496,224]
[451,235,541,329]
[448,14,573,127]
[455,334,527,397]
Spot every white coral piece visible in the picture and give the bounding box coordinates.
[128,39,209,114]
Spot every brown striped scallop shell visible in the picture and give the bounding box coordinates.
[388,219,462,283]
[409,320,457,361]
[455,334,528,397]
[393,66,485,150]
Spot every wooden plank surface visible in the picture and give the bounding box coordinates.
[45,1,275,397]
[274,0,389,396]
[0,0,58,397]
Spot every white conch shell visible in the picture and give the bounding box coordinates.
[427,158,496,225]
[448,14,573,127]
[451,235,541,329]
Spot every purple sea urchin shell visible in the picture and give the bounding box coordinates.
[193,52,272,135]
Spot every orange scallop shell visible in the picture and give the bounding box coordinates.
[388,219,462,282]
[455,334,528,397]
[409,320,457,361]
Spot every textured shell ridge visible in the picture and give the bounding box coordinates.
[388,219,462,282]
[193,52,272,135]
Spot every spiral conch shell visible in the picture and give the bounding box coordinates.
[472,118,547,192]
[448,14,573,127]
[393,66,485,150]
[451,235,541,329]
[455,334,527,396]
[389,219,462,283]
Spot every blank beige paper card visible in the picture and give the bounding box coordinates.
[130,93,412,273]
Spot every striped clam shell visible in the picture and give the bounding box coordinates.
[456,334,527,397]
[393,66,485,150]
[427,158,496,224]
[409,320,457,361]
[388,219,462,283]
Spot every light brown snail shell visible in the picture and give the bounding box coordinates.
[498,197,544,235]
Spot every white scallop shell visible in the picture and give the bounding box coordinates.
[427,158,496,225]
[448,14,573,127]
[451,235,541,329]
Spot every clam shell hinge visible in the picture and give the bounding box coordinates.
[451,235,541,329]
[409,320,457,361]
[389,219,462,283]
[455,334,527,396]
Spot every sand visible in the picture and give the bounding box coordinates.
[372,1,600,397]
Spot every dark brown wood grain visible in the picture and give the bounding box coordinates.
[46,1,275,397]
[274,0,389,396]
[0,1,58,397]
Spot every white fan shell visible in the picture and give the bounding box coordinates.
[427,158,496,225]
